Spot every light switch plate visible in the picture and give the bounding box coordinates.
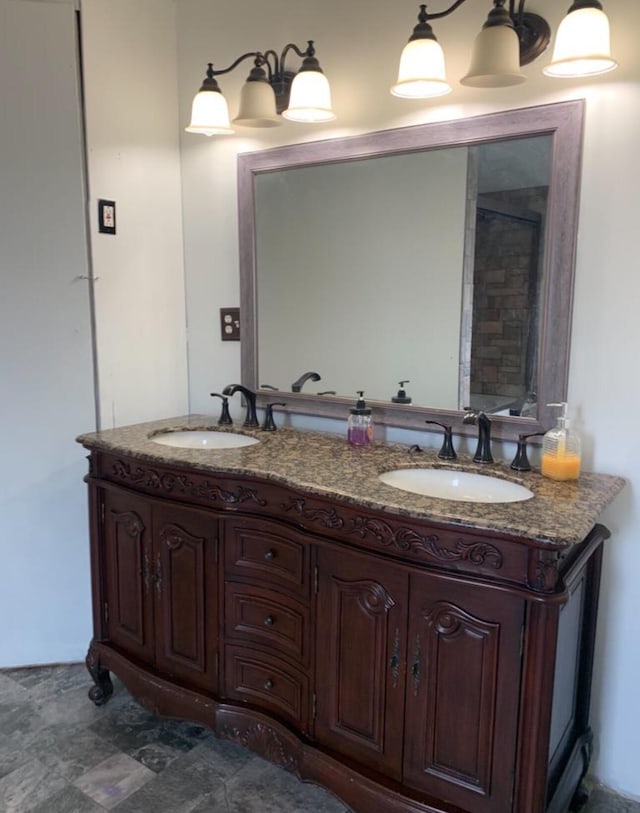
[98,199,116,234]
[220,307,240,341]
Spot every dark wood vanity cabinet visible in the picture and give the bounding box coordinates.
[84,453,607,813]
[315,547,524,813]
[98,485,219,695]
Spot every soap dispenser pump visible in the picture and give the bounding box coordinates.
[541,402,582,481]
[391,380,412,404]
[348,391,373,447]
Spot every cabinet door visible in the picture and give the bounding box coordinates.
[153,503,219,693]
[102,489,154,664]
[404,572,524,813]
[315,547,408,780]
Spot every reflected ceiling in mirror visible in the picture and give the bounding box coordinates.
[238,101,584,439]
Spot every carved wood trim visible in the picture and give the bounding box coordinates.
[113,510,144,539]
[219,721,301,775]
[111,460,266,507]
[283,497,503,570]
[282,496,345,528]
[160,522,204,551]
[529,549,561,592]
[332,577,396,615]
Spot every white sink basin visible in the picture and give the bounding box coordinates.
[378,468,533,503]
[151,430,259,450]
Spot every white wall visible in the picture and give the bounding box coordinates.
[0,0,96,667]
[176,0,640,798]
[0,0,188,667]
[82,0,188,428]
[256,150,467,406]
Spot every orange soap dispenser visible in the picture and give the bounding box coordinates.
[541,402,582,481]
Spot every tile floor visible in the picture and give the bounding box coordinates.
[0,663,638,812]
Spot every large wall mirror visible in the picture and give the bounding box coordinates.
[238,101,584,440]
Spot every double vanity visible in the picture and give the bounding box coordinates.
[78,416,624,813]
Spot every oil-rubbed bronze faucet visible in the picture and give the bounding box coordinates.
[463,408,493,463]
[210,392,233,425]
[222,384,259,427]
[425,420,457,460]
[291,371,321,392]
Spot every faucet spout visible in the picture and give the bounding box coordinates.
[463,409,493,464]
[222,384,259,428]
[291,371,321,393]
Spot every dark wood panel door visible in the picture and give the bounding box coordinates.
[315,547,408,780]
[102,489,154,664]
[404,572,524,813]
[153,503,219,693]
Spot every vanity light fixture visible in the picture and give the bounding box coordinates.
[392,0,617,98]
[543,0,618,77]
[185,41,335,136]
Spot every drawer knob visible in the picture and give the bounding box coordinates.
[264,549,276,560]
[264,615,275,626]
[264,679,274,690]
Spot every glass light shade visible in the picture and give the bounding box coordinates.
[233,80,281,128]
[282,70,336,123]
[391,38,451,98]
[461,24,526,87]
[544,7,618,77]
[185,89,234,136]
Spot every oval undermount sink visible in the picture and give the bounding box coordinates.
[151,430,259,450]
[379,468,533,503]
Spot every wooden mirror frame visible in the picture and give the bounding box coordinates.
[238,100,584,440]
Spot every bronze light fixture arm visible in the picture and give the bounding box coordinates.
[410,0,551,65]
[204,41,319,114]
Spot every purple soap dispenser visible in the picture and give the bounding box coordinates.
[347,391,373,447]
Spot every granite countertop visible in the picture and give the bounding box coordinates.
[77,415,626,548]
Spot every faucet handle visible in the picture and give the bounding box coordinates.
[424,420,457,460]
[262,403,286,432]
[210,392,233,426]
[510,431,545,472]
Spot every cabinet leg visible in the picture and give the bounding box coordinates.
[85,644,113,706]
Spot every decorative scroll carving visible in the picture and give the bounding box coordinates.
[113,510,144,539]
[333,577,396,615]
[111,460,266,507]
[160,523,203,551]
[282,497,345,528]
[424,601,499,643]
[529,549,560,592]
[85,644,113,706]
[219,722,300,775]
[283,496,503,570]
[348,517,503,569]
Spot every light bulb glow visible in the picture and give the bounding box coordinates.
[391,38,451,99]
[185,90,234,136]
[544,7,618,77]
[282,71,336,123]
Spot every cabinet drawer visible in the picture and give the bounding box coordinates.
[225,519,310,596]
[225,583,310,665]
[224,644,309,731]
